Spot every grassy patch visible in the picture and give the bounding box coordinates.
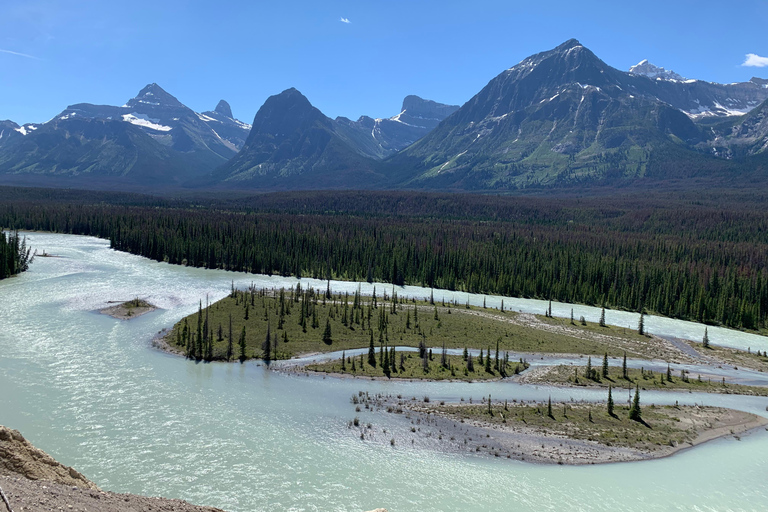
[306,353,529,381]
[166,287,643,361]
[430,402,722,452]
[532,364,768,396]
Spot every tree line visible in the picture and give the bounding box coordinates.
[0,230,33,280]
[1,187,767,330]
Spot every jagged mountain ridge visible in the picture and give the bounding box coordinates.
[335,96,459,159]
[0,84,252,187]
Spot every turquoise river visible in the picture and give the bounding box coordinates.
[1,233,767,511]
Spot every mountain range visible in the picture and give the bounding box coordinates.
[1,39,767,192]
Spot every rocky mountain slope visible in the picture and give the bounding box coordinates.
[384,39,768,190]
[210,88,386,189]
[0,85,251,189]
[335,95,459,159]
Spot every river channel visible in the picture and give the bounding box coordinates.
[1,233,767,511]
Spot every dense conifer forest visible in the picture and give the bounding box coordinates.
[0,230,33,280]
[1,186,766,331]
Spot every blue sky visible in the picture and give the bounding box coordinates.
[2,0,767,125]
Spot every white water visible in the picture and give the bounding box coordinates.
[1,233,767,511]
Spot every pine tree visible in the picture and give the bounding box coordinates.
[547,396,553,418]
[368,330,376,367]
[322,317,333,344]
[602,352,609,378]
[586,356,593,380]
[702,327,710,349]
[238,326,247,362]
[463,347,468,361]
[622,351,628,379]
[570,308,574,325]
[484,347,492,373]
[466,353,475,372]
[341,350,346,371]
[478,349,484,366]
[638,310,645,335]
[262,323,271,361]
[226,314,233,361]
[629,385,641,421]
[667,363,673,382]
[382,344,390,376]
[607,386,615,416]
[494,339,500,372]
[599,307,606,327]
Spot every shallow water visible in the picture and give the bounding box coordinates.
[1,233,768,511]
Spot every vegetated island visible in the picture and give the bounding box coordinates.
[0,425,224,512]
[158,285,693,366]
[519,363,768,397]
[359,393,768,465]
[99,298,157,320]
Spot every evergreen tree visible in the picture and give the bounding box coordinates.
[667,363,673,382]
[368,331,376,367]
[478,349,484,366]
[238,326,247,362]
[341,350,346,371]
[702,327,710,349]
[622,352,628,379]
[494,339,500,372]
[638,310,645,335]
[463,347,468,361]
[586,356,593,380]
[599,307,606,327]
[547,396,553,419]
[322,317,333,344]
[602,352,609,378]
[262,323,271,361]
[629,385,641,421]
[607,386,615,416]
[382,344,390,376]
[484,347,492,373]
[570,308,574,325]
[466,353,475,372]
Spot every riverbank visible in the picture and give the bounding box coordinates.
[99,298,157,320]
[367,396,768,465]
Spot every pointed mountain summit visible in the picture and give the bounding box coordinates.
[211,88,381,189]
[126,83,186,109]
[214,100,233,119]
[628,60,685,81]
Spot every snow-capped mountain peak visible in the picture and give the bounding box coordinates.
[629,60,685,81]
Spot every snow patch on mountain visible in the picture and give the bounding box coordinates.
[629,60,685,81]
[122,113,172,131]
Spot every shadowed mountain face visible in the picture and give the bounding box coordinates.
[210,88,384,189]
[0,84,251,189]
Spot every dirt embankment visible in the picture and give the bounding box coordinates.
[0,426,224,512]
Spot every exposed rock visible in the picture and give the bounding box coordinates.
[0,426,97,489]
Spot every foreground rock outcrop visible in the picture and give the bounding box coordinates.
[0,426,224,512]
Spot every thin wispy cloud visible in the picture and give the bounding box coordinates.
[0,48,40,60]
[742,53,768,67]
[340,17,350,24]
